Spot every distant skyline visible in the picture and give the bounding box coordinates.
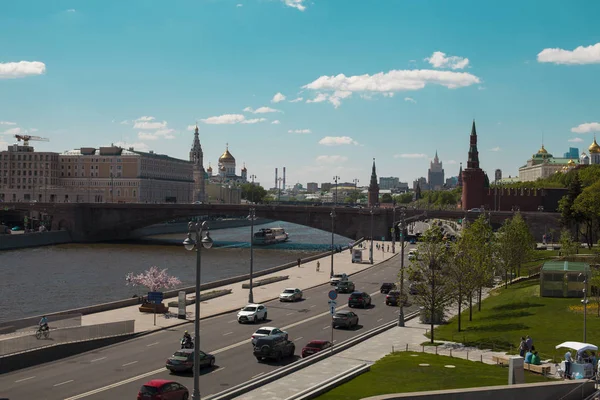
[1,0,600,187]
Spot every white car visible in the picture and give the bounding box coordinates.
[279,288,303,302]
[237,304,268,324]
[408,250,418,261]
[251,326,288,345]
[330,273,348,286]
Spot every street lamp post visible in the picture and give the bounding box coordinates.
[333,176,340,206]
[330,209,336,278]
[581,273,589,343]
[392,205,396,254]
[249,174,256,204]
[353,178,359,205]
[398,207,407,326]
[248,208,256,303]
[369,207,374,264]
[182,221,214,400]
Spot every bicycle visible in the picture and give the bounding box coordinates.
[35,326,49,340]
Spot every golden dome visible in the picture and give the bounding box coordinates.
[219,144,235,162]
[538,145,548,154]
[589,138,600,154]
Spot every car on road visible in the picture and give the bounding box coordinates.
[348,291,372,308]
[380,282,396,294]
[137,379,189,400]
[330,273,348,285]
[385,290,408,306]
[165,349,216,373]
[251,326,288,345]
[335,280,355,293]
[409,238,417,244]
[279,288,303,302]
[237,303,267,323]
[332,310,359,329]
[408,250,418,261]
[253,335,295,362]
[301,340,333,357]
[409,282,420,295]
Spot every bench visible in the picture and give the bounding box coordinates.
[492,356,551,375]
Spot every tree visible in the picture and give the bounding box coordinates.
[559,173,583,235]
[409,225,453,343]
[240,183,268,203]
[126,266,182,293]
[445,243,475,332]
[394,193,413,204]
[573,181,600,248]
[559,229,579,259]
[493,213,535,285]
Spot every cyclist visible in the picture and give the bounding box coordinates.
[39,315,49,331]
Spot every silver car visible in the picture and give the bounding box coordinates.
[279,288,303,302]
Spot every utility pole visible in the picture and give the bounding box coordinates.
[249,174,256,204]
[333,175,340,206]
[353,178,359,205]
[330,209,336,278]
[398,207,407,326]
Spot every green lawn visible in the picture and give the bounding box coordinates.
[317,352,551,400]
[434,279,600,361]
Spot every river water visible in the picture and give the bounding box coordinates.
[0,221,351,322]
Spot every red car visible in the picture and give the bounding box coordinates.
[301,340,332,358]
[137,379,189,400]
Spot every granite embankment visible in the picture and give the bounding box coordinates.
[0,218,274,251]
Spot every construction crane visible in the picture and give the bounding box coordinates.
[14,134,50,146]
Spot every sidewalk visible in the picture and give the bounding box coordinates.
[240,287,557,400]
[78,241,396,333]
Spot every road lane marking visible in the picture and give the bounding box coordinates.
[252,372,265,379]
[211,367,226,373]
[122,361,138,367]
[377,318,383,322]
[146,342,159,347]
[286,312,294,316]
[223,332,233,336]
[54,380,74,387]
[322,326,330,330]
[293,337,303,342]
[90,357,106,363]
[15,376,35,383]
[65,288,385,399]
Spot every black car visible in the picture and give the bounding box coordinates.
[253,336,295,362]
[385,290,408,306]
[409,283,420,295]
[332,311,359,329]
[380,282,396,294]
[348,291,372,308]
[335,280,356,293]
[165,349,216,373]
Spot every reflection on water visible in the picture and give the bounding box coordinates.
[0,221,351,321]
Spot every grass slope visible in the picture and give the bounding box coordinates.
[435,279,600,361]
[317,352,551,400]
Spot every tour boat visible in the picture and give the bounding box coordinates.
[253,228,290,245]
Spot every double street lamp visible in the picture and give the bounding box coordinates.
[369,207,374,264]
[397,207,407,327]
[333,176,340,206]
[182,221,214,400]
[580,273,589,343]
[330,209,336,278]
[248,208,256,303]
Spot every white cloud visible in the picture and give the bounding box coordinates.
[187,125,196,131]
[382,92,395,97]
[571,122,600,133]
[244,106,281,114]
[282,0,306,11]
[425,51,470,70]
[478,86,486,90]
[318,136,359,146]
[303,69,480,107]
[289,97,303,103]
[201,114,246,124]
[537,42,600,65]
[241,118,267,124]
[133,120,167,130]
[137,129,176,141]
[120,120,130,125]
[393,153,427,159]
[66,8,76,12]
[0,121,16,125]
[568,137,584,143]
[236,3,243,7]
[271,120,281,124]
[404,97,416,103]
[490,146,501,152]
[0,61,46,79]
[328,90,352,108]
[271,92,286,103]
[316,155,348,164]
[288,129,311,134]
[136,116,155,122]
[113,141,150,151]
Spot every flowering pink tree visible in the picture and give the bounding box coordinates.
[126,266,182,293]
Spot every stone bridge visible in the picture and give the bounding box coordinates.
[3,203,561,242]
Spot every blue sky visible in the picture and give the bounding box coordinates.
[1,0,600,188]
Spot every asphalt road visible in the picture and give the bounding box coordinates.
[0,244,420,400]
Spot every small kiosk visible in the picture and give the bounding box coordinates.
[556,341,597,379]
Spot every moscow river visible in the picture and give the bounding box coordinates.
[0,221,351,322]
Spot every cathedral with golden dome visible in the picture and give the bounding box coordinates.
[206,143,248,184]
[518,138,600,182]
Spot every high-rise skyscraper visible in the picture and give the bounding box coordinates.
[427,151,445,190]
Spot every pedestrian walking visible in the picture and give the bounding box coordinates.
[525,335,533,351]
[297,258,302,268]
[519,337,527,357]
[316,261,320,272]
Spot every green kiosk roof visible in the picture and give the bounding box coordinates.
[541,261,590,272]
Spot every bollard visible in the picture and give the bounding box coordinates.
[435,346,438,355]
[450,349,453,357]
[406,344,408,351]
[481,354,483,363]
[467,351,469,360]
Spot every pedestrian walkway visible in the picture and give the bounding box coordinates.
[79,241,396,334]
[240,286,557,400]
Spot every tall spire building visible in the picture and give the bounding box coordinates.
[368,158,380,207]
[461,120,486,210]
[427,150,445,190]
[190,125,206,202]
